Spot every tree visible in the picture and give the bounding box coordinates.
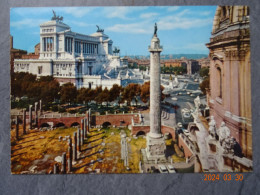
[60,83,77,103]
[109,84,121,102]
[199,67,209,78]
[94,86,103,105]
[140,81,150,103]
[122,83,141,106]
[39,79,60,103]
[26,82,41,99]
[101,87,110,107]
[140,81,165,103]
[200,77,210,95]
[139,66,146,71]
[172,66,187,75]
[86,89,95,104]
[11,72,37,98]
[77,87,89,104]
[38,75,55,82]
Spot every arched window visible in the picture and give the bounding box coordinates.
[217,67,222,98]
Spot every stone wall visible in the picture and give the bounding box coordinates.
[178,134,194,158]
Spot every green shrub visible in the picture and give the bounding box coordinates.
[58,107,66,113]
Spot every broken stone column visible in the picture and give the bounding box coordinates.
[61,152,66,174]
[68,137,72,148]
[15,116,19,140]
[34,102,38,127]
[120,133,129,167]
[88,108,91,127]
[86,111,89,132]
[84,117,87,138]
[39,99,42,114]
[68,145,72,172]
[77,128,81,151]
[23,109,26,135]
[86,115,89,133]
[73,132,77,161]
[29,105,32,129]
[81,119,84,132]
[81,129,84,145]
[53,163,58,174]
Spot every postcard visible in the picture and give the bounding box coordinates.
[10,6,252,174]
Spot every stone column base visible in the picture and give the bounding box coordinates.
[145,133,166,161]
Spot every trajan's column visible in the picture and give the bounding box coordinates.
[145,23,166,161]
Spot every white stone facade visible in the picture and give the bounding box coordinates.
[14,18,125,89]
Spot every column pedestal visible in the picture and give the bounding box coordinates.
[145,133,166,161]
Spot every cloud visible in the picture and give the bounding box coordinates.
[67,20,92,27]
[11,8,50,16]
[157,12,212,30]
[11,18,46,29]
[103,7,147,20]
[107,8,212,34]
[107,22,152,34]
[167,6,180,12]
[199,11,212,16]
[11,7,95,18]
[55,7,95,18]
[140,12,159,19]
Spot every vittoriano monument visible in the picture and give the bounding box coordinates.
[145,23,166,161]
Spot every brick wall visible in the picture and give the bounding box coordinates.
[38,117,84,128]
[92,114,138,127]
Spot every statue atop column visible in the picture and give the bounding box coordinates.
[154,23,157,36]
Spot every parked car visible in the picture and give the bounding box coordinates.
[158,165,168,173]
[167,165,176,173]
[150,166,160,173]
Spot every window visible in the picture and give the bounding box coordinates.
[89,67,92,75]
[38,66,43,74]
[222,7,227,20]
[217,67,222,98]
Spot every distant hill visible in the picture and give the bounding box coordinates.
[125,54,208,60]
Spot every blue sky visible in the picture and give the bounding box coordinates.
[10,6,217,55]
